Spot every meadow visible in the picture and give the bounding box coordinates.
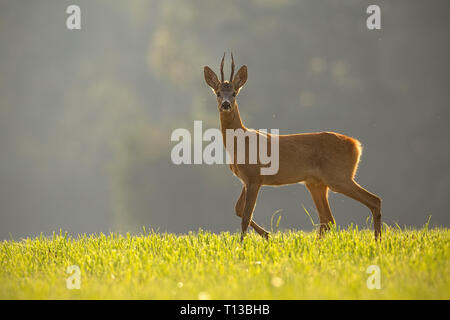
[0,225,448,299]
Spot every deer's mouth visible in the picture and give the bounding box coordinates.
[220,102,232,111]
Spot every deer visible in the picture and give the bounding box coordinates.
[203,53,382,241]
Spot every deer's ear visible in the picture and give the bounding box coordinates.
[204,66,220,91]
[233,65,247,90]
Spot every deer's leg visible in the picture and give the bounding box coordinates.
[329,179,382,240]
[240,183,261,241]
[305,182,335,236]
[236,186,269,239]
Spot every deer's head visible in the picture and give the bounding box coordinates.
[204,53,247,113]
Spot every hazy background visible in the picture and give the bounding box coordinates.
[0,0,449,239]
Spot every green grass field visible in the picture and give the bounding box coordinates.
[0,226,449,299]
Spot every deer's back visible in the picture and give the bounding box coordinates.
[262,131,362,186]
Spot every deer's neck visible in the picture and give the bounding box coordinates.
[219,103,246,148]
[220,103,245,132]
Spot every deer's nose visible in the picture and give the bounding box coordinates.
[221,101,231,110]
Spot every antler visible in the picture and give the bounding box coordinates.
[230,52,235,82]
[220,52,225,82]
[219,52,235,82]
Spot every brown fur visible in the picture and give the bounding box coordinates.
[204,56,382,241]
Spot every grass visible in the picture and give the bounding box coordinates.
[0,225,449,299]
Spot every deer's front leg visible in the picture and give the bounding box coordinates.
[240,183,261,241]
[236,186,269,239]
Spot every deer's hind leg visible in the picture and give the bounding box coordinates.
[328,179,382,240]
[305,181,335,236]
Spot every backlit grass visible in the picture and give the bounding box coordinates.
[0,226,448,299]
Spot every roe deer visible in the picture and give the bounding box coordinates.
[203,53,382,241]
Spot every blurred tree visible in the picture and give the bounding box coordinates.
[0,0,449,238]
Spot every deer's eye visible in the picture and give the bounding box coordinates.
[232,92,236,97]
[216,92,221,97]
